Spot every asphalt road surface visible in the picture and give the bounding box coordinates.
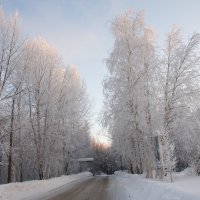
[32,176,125,200]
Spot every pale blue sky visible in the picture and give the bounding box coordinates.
[3,0,200,139]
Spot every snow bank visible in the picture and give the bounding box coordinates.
[0,172,92,200]
[113,170,200,200]
[174,167,196,177]
[114,170,129,176]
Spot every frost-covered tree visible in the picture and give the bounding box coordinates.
[103,10,200,181]
[159,27,200,179]
[0,9,92,183]
[103,10,157,177]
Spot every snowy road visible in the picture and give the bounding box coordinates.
[30,173,200,200]
[45,176,108,200]
[33,176,109,200]
[32,176,126,200]
[1,172,200,200]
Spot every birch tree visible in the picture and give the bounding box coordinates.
[0,8,92,183]
[103,10,157,176]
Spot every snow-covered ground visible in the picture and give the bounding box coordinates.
[0,172,92,200]
[113,169,200,200]
[1,169,200,200]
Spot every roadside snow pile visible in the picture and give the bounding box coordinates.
[113,170,200,200]
[114,170,129,176]
[175,167,196,176]
[0,172,92,200]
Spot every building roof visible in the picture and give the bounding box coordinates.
[77,158,94,162]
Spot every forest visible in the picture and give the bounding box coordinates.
[0,8,200,185]
[102,10,200,181]
[0,9,91,183]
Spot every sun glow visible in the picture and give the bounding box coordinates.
[91,132,111,147]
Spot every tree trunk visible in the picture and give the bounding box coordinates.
[170,170,173,182]
[7,97,15,183]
